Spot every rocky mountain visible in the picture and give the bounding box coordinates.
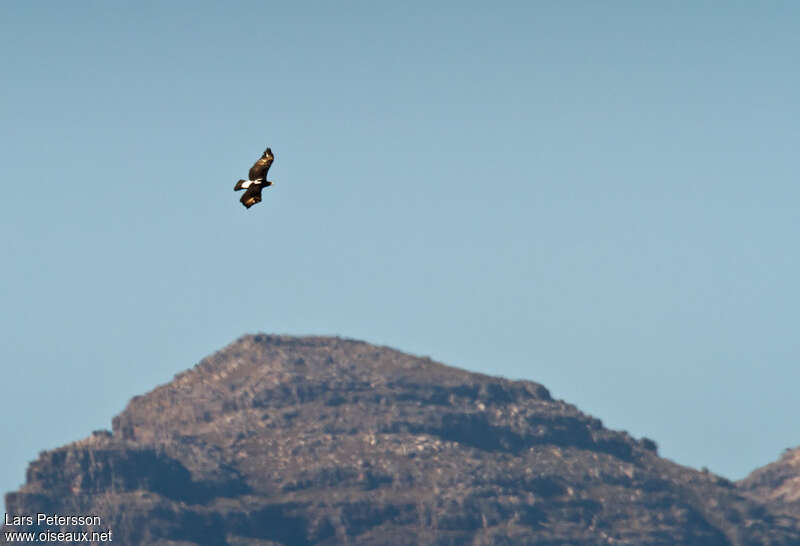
[739,446,800,519]
[3,334,800,545]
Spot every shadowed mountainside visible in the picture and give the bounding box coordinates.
[3,334,800,545]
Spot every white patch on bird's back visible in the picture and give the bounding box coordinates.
[240,180,253,189]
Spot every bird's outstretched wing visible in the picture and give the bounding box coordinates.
[248,148,274,181]
[240,185,263,208]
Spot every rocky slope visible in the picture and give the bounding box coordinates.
[739,446,800,520]
[3,334,800,545]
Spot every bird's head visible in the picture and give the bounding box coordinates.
[265,180,274,187]
[263,148,272,157]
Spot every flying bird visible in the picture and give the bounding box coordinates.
[234,147,275,208]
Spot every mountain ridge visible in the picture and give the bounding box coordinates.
[4,334,799,545]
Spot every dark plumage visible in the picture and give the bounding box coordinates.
[234,147,275,208]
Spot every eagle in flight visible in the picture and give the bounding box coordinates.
[234,147,275,208]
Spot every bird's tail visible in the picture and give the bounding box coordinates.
[234,179,249,191]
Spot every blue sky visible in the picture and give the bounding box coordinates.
[2,2,799,506]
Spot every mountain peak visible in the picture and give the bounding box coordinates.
[5,334,799,544]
